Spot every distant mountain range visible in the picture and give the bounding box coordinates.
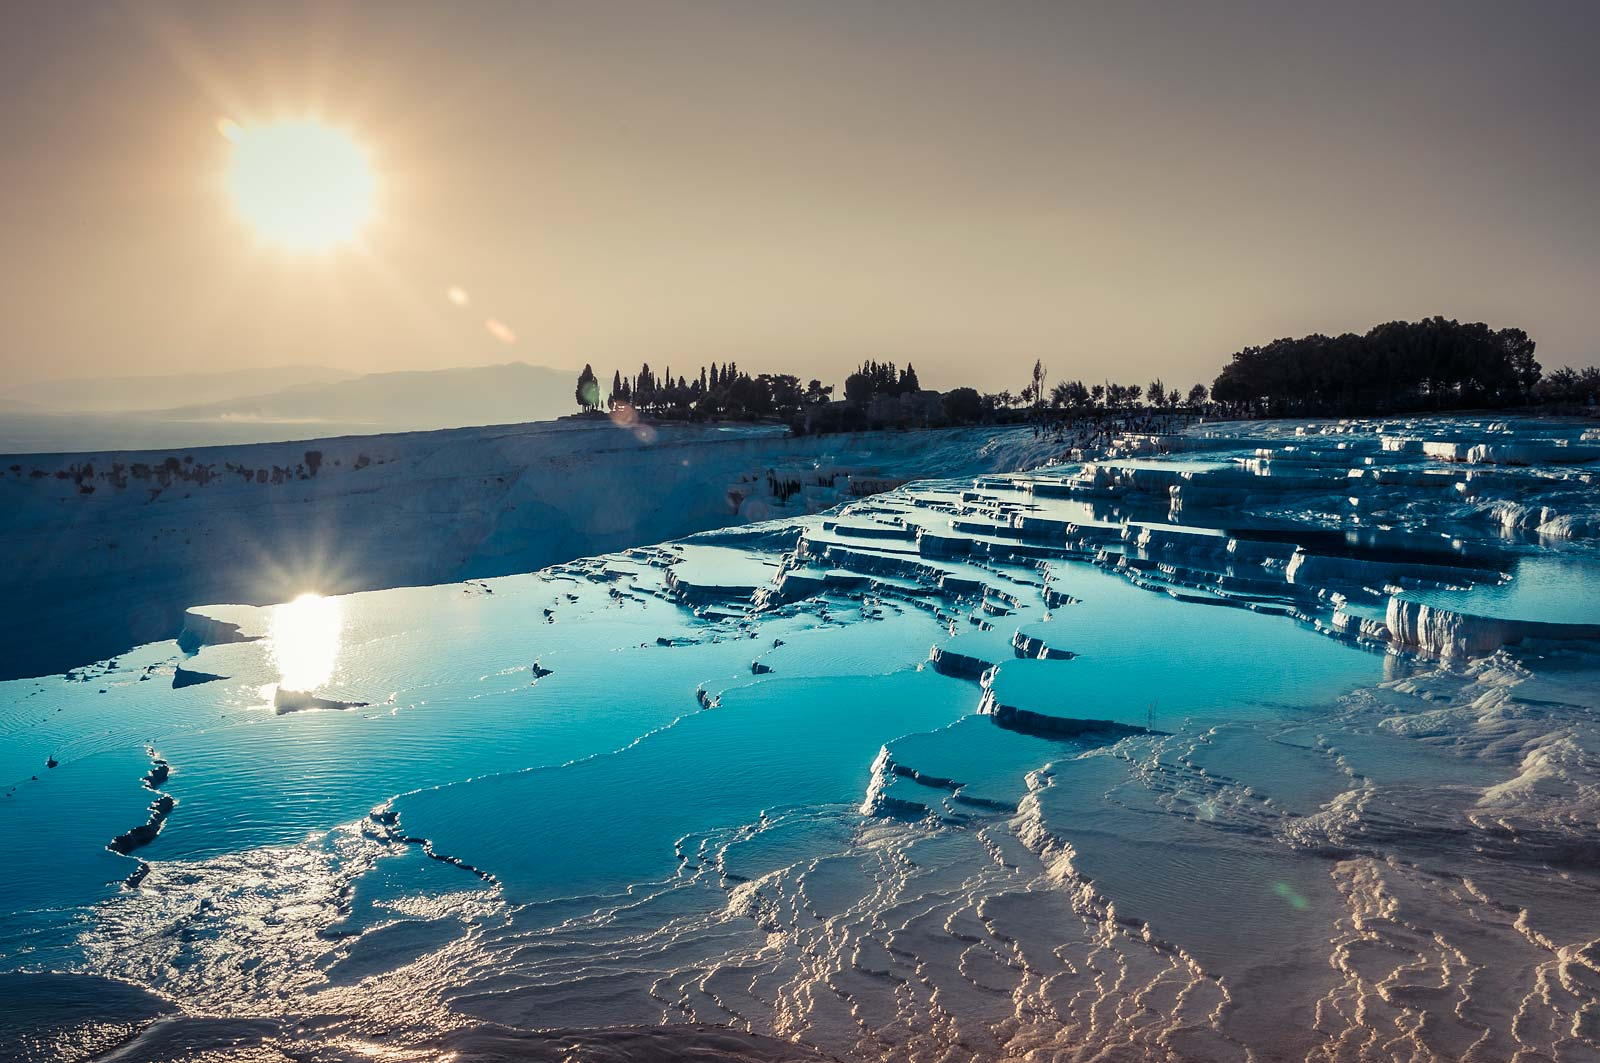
[7,365,359,413]
[156,362,575,429]
[0,362,580,453]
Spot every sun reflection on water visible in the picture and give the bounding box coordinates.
[270,592,343,692]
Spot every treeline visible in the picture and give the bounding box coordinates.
[1210,317,1543,415]
[1035,377,1208,412]
[1534,366,1600,407]
[575,361,832,421]
[574,356,1212,433]
[571,317,1593,432]
[843,361,920,401]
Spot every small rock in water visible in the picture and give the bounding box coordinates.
[173,666,227,689]
[273,688,369,714]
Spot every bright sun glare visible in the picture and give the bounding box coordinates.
[222,118,376,250]
[269,591,343,693]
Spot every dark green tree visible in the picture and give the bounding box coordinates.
[941,387,984,423]
[575,364,600,411]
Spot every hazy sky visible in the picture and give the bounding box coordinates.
[2,0,1596,391]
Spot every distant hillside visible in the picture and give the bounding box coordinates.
[157,362,575,432]
[7,365,356,413]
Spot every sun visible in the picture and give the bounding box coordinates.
[221,118,376,250]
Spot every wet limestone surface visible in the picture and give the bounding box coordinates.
[4,414,1600,1061]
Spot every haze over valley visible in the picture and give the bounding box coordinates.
[0,362,576,452]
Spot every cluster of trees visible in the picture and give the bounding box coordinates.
[575,361,833,421]
[1210,318,1542,415]
[573,356,1212,432]
[572,315,1597,431]
[975,361,1208,415]
[1038,377,1209,412]
[1534,365,1600,406]
[842,361,921,403]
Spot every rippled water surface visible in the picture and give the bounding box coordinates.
[5,414,1600,1062]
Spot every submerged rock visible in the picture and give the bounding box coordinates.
[272,688,369,714]
[0,973,173,1063]
[172,666,227,689]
